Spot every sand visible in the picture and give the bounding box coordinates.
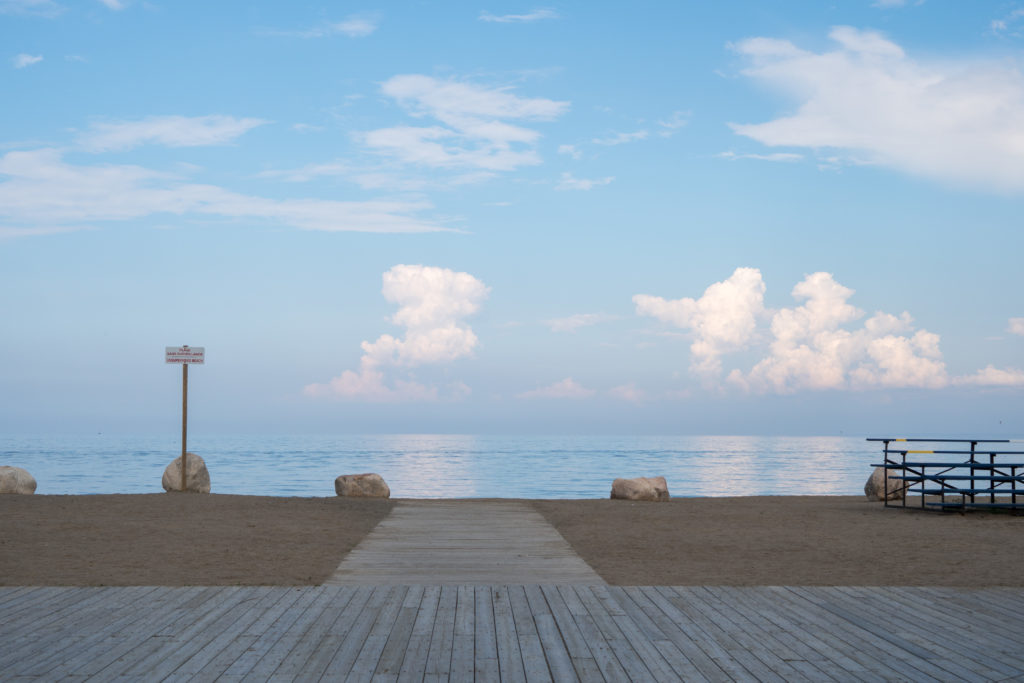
[1,494,1022,586]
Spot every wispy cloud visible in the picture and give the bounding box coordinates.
[657,110,689,136]
[97,0,125,10]
[264,15,379,39]
[717,151,803,163]
[78,115,268,152]
[0,148,449,236]
[555,172,613,191]
[1009,317,1024,336]
[545,312,616,332]
[518,377,595,399]
[557,144,582,159]
[592,130,648,146]
[479,8,558,23]
[731,26,1024,193]
[361,74,568,172]
[0,0,62,17]
[13,54,43,69]
[992,8,1024,36]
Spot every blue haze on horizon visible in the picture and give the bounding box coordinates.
[1,1,1022,438]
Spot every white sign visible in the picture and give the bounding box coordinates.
[166,346,205,364]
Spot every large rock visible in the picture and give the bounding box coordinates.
[0,466,36,494]
[335,473,390,498]
[610,476,670,502]
[864,466,906,501]
[162,453,211,493]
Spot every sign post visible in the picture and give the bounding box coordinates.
[165,346,205,491]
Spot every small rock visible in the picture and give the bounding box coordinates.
[0,466,36,494]
[864,466,906,501]
[162,453,211,493]
[335,473,390,498]
[611,476,670,502]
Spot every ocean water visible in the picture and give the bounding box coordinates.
[0,434,882,498]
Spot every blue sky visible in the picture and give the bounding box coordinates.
[2,0,1023,436]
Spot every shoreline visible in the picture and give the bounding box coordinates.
[2,494,1022,587]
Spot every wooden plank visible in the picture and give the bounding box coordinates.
[266,586,358,681]
[540,585,603,681]
[237,585,336,681]
[473,585,500,681]
[397,585,442,683]
[423,584,457,679]
[320,585,399,679]
[574,585,659,682]
[613,587,710,682]
[0,585,122,660]
[557,586,632,683]
[492,585,527,683]
[591,586,682,682]
[295,586,374,680]
[345,584,410,682]
[370,584,424,682]
[448,585,475,682]
[508,584,554,682]
[524,584,577,682]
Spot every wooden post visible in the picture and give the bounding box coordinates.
[181,362,188,492]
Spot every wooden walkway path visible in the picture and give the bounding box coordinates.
[326,501,605,585]
[2,584,1023,681]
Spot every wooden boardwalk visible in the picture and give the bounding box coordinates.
[2,584,1024,681]
[326,501,605,585]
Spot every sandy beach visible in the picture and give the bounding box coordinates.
[1,494,1022,586]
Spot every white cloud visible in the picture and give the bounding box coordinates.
[555,172,613,191]
[13,54,43,69]
[77,115,267,152]
[731,26,1024,192]
[991,9,1024,36]
[258,161,350,183]
[361,75,568,173]
[0,148,447,235]
[1009,317,1024,336]
[0,0,62,17]
[953,365,1024,387]
[267,16,378,39]
[97,0,124,9]
[557,144,582,159]
[331,17,377,37]
[479,8,558,23]
[546,313,615,332]
[637,268,966,393]
[592,130,648,146]
[872,0,906,7]
[305,265,489,401]
[518,377,595,399]
[635,267,766,376]
[718,151,803,163]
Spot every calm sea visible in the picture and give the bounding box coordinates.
[0,434,881,498]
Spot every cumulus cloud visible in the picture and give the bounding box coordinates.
[953,365,1024,387]
[361,75,568,172]
[1009,317,1024,336]
[555,172,613,190]
[518,377,595,399]
[731,26,1024,192]
[608,383,645,402]
[305,265,489,401]
[545,313,616,332]
[77,115,267,152]
[13,53,43,68]
[479,8,558,23]
[635,267,766,376]
[592,130,648,146]
[0,148,447,235]
[632,268,1003,394]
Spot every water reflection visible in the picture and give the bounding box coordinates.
[2,434,876,498]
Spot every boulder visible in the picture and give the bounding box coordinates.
[864,466,906,501]
[0,466,37,494]
[611,476,670,502]
[335,473,390,498]
[162,453,211,493]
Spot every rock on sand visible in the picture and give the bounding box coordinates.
[864,466,906,501]
[0,466,37,494]
[611,476,670,502]
[162,453,211,493]
[335,473,391,498]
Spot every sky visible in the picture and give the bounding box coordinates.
[1,0,1023,437]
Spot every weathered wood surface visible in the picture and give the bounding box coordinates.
[326,501,605,585]
[2,586,1023,681]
